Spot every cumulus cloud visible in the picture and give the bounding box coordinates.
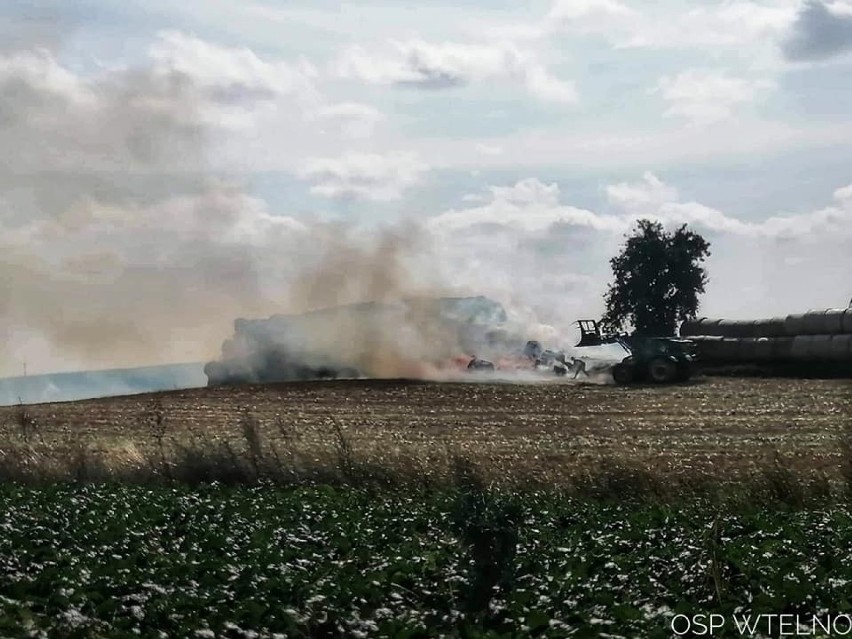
[313,102,385,138]
[298,152,429,201]
[605,172,852,239]
[425,173,852,325]
[782,0,852,61]
[145,30,324,131]
[622,2,795,49]
[653,70,774,124]
[150,30,318,102]
[517,0,795,50]
[431,172,852,242]
[429,178,621,233]
[335,39,576,103]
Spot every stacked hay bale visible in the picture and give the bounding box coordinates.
[680,307,852,367]
[204,296,509,386]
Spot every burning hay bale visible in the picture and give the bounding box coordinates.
[205,296,510,386]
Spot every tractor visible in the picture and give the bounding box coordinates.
[575,319,695,385]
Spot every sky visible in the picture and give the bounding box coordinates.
[1,0,852,375]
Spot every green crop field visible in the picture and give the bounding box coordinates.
[2,483,852,639]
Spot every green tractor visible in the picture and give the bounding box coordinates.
[575,320,695,385]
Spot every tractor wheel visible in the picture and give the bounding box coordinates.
[648,357,678,383]
[611,363,634,385]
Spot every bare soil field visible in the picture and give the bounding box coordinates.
[2,376,850,483]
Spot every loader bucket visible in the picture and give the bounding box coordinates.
[576,319,604,347]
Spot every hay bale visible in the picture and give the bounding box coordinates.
[829,335,852,361]
[693,336,723,360]
[802,310,828,335]
[771,337,794,360]
[716,320,741,338]
[791,335,815,360]
[758,317,787,337]
[739,338,759,361]
[824,309,845,334]
[811,335,834,360]
[717,338,742,361]
[754,337,773,361]
[784,314,807,336]
[697,319,723,337]
[745,321,765,338]
[843,309,852,335]
[679,318,704,337]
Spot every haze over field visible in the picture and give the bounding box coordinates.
[2,0,852,378]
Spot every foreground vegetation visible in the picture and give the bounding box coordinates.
[3,478,852,639]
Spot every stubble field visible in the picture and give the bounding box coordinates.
[2,376,850,484]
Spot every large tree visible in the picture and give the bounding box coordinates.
[601,219,710,336]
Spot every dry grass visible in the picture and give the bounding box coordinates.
[0,377,850,502]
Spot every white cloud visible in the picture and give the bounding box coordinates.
[620,2,796,50]
[474,143,503,156]
[608,173,852,239]
[147,31,321,129]
[429,178,621,233]
[313,102,385,138]
[502,0,795,52]
[548,0,635,22]
[150,30,318,101]
[432,173,852,241]
[335,39,576,103]
[298,152,429,201]
[606,172,677,214]
[653,70,775,124]
[834,183,852,200]
[424,173,852,327]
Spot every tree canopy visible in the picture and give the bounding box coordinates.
[601,219,710,336]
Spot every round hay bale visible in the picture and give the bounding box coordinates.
[843,309,852,334]
[717,338,742,361]
[791,335,814,360]
[746,321,765,338]
[750,320,771,337]
[693,336,723,361]
[739,338,759,361]
[811,334,834,360]
[802,310,828,335]
[734,320,754,338]
[754,337,773,361]
[824,309,845,334]
[770,337,794,361]
[700,319,724,337]
[784,314,807,336]
[679,318,704,337]
[759,317,787,337]
[829,335,852,361]
[716,320,740,338]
